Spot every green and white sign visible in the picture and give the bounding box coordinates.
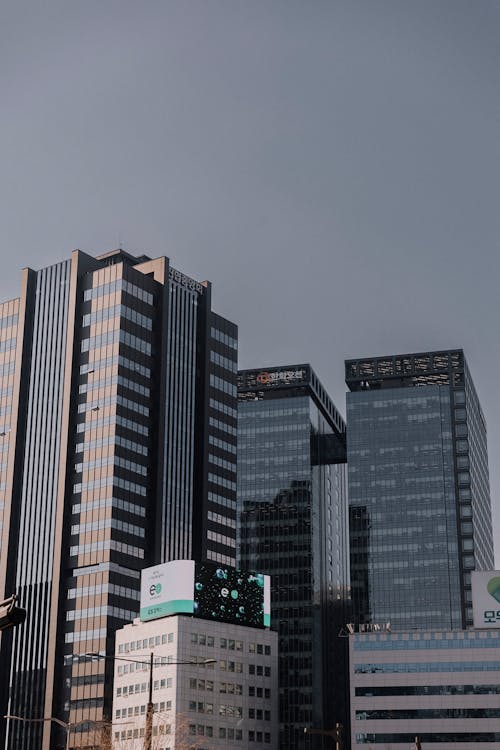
[471,570,500,628]
[140,560,195,621]
[140,559,271,628]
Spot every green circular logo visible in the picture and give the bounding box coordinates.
[487,577,500,603]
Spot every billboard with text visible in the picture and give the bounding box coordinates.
[471,571,500,628]
[140,560,271,628]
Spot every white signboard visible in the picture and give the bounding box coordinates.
[471,571,500,628]
[140,560,271,628]
[140,560,195,622]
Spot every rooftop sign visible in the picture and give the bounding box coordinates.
[140,560,271,629]
[238,366,309,391]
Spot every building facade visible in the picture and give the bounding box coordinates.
[237,365,349,750]
[112,613,278,749]
[349,628,500,748]
[0,249,237,749]
[346,349,494,632]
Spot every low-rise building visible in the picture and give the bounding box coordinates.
[349,628,500,749]
[112,559,278,749]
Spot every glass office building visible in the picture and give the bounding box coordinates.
[0,249,237,749]
[237,365,349,750]
[346,349,494,632]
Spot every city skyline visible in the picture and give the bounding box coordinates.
[1,1,499,562]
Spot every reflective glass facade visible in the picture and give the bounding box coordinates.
[237,366,348,750]
[0,249,237,750]
[346,350,494,632]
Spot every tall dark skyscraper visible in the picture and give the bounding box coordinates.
[237,365,349,750]
[0,249,237,749]
[346,349,494,632]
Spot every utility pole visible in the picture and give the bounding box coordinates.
[144,651,154,750]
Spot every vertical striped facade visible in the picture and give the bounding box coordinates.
[0,249,237,749]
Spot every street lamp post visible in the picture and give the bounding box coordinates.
[4,714,107,750]
[304,723,344,750]
[84,651,216,750]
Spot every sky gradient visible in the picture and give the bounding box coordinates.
[1,1,499,560]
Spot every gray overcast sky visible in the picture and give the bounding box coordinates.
[1,1,499,560]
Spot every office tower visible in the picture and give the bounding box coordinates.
[346,349,494,632]
[0,249,237,749]
[237,365,349,750]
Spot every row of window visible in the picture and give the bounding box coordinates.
[118,682,172,697]
[209,453,237,473]
[65,627,106,643]
[0,361,15,378]
[208,434,236,454]
[356,732,500,744]
[208,491,235,510]
[189,634,271,656]
[209,398,237,419]
[210,350,237,373]
[209,416,237,436]
[82,303,153,331]
[210,374,237,398]
[356,708,500,720]
[80,373,151,398]
[188,680,273,701]
[0,313,18,330]
[0,338,16,353]
[207,530,236,549]
[82,329,152,356]
[208,473,236,492]
[71,517,145,538]
[355,661,500,673]
[76,433,148,457]
[210,327,237,350]
[77,413,149,436]
[355,683,500,697]
[72,496,146,517]
[69,539,144,559]
[73,476,147,497]
[74,455,147,477]
[354,633,500,650]
[81,353,151,379]
[207,511,236,529]
[208,551,235,566]
[66,604,137,622]
[189,701,243,717]
[118,632,174,653]
[84,278,154,306]
[80,393,150,417]
[67,582,139,601]
[189,678,240,694]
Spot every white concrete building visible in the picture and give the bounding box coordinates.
[112,614,278,750]
[349,628,500,749]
